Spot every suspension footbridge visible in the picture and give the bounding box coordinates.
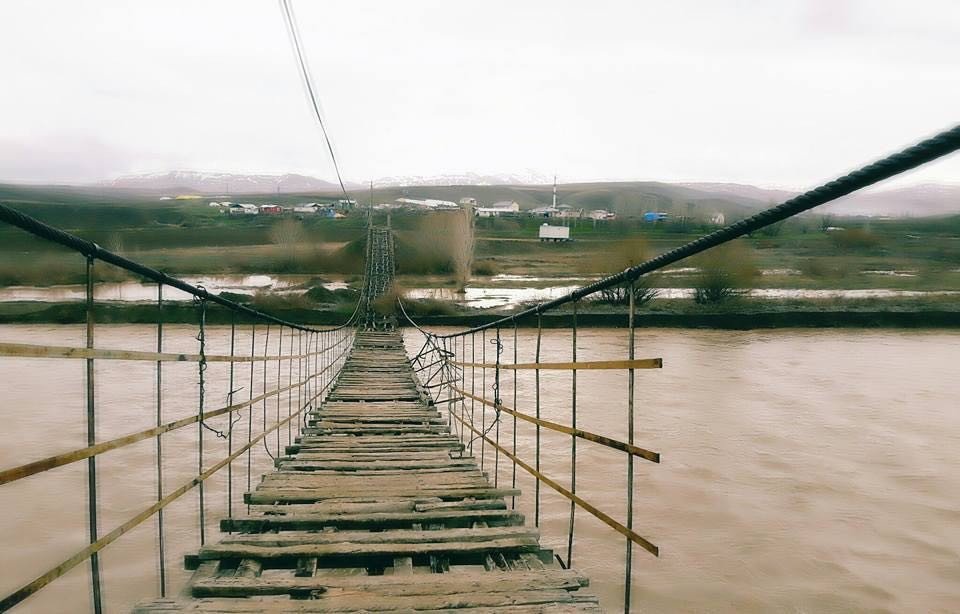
[133,230,601,611]
[0,125,958,612]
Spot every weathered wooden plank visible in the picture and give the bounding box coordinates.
[198,535,540,560]
[135,600,602,613]
[221,509,523,532]
[274,459,473,471]
[218,526,537,547]
[245,487,520,504]
[138,590,599,612]
[234,559,261,578]
[190,569,589,598]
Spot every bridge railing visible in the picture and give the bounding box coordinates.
[0,204,362,612]
[399,124,960,611]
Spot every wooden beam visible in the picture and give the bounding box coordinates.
[452,409,660,557]
[0,341,325,363]
[454,358,662,370]
[453,386,660,463]
[0,372,320,486]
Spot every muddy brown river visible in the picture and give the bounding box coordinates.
[1,325,958,612]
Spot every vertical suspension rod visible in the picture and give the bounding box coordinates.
[155,283,166,596]
[227,315,236,523]
[624,281,637,612]
[534,312,542,527]
[85,256,103,614]
[567,300,578,568]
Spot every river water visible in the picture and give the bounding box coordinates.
[1,325,958,612]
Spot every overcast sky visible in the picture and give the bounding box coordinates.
[0,0,957,188]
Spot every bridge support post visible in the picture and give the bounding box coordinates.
[227,315,236,527]
[567,300,578,569]
[624,280,637,612]
[511,323,518,510]
[84,255,103,614]
[155,283,166,595]
[534,313,542,527]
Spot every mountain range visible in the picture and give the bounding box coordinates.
[17,171,960,218]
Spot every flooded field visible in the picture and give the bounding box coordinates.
[406,285,960,309]
[1,325,959,611]
[0,276,346,303]
[4,272,958,311]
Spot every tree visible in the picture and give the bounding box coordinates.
[270,218,305,269]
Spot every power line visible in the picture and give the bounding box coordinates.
[278,0,351,200]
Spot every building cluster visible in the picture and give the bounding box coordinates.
[204,195,727,228]
[208,201,347,217]
[376,197,617,221]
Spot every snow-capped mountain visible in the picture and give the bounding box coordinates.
[103,170,557,193]
[104,171,340,194]
[373,170,554,187]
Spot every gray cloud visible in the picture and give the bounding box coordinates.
[0,0,957,188]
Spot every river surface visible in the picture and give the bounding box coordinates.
[3,275,956,310]
[1,325,958,612]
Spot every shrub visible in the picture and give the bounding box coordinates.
[830,228,881,251]
[472,259,499,276]
[303,280,360,304]
[692,241,757,304]
[372,285,457,318]
[596,278,660,306]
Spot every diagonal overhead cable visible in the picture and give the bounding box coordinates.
[278,0,350,199]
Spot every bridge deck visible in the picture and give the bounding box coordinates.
[135,330,600,612]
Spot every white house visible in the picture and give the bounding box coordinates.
[530,205,559,218]
[587,209,616,221]
[554,204,583,219]
[228,203,259,215]
[396,198,459,210]
[710,212,726,225]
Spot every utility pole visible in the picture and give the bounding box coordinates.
[552,174,557,209]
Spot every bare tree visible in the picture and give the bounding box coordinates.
[450,204,474,292]
[270,218,306,268]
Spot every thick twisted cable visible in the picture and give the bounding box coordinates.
[0,202,360,332]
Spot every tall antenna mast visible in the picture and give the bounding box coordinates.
[552,174,557,208]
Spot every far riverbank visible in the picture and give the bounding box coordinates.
[2,300,958,329]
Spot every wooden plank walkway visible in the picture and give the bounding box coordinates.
[134,330,601,612]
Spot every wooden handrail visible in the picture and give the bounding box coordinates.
[453,358,662,370]
[452,386,659,463]
[0,343,353,487]
[0,341,341,363]
[0,372,341,611]
[451,409,658,557]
